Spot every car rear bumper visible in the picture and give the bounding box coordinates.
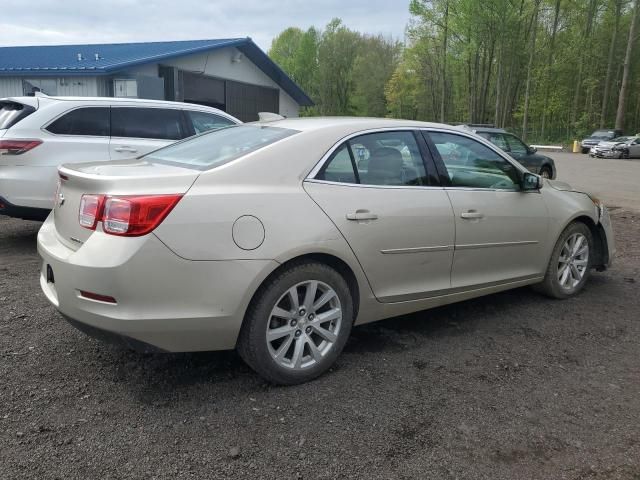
[0,195,49,221]
[37,214,278,352]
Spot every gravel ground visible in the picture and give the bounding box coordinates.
[1,210,639,480]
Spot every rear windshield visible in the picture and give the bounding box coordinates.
[0,101,36,130]
[145,125,298,170]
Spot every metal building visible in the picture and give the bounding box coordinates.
[0,38,313,121]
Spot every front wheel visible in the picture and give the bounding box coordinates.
[539,166,552,179]
[534,222,593,299]
[237,261,354,385]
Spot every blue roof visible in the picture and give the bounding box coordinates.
[0,38,313,106]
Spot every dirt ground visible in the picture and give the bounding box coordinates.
[1,208,639,480]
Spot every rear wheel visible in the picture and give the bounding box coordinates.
[237,261,354,385]
[534,222,593,299]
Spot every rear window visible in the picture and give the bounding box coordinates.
[145,125,298,170]
[0,101,35,130]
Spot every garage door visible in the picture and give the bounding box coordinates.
[225,81,279,122]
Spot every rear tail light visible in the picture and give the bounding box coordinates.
[78,194,181,236]
[0,139,42,155]
[79,194,105,230]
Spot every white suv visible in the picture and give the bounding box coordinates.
[0,94,240,220]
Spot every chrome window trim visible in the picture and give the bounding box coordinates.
[305,125,537,193]
[305,126,432,181]
[303,178,445,190]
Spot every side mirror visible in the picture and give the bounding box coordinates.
[522,172,542,190]
[528,146,537,154]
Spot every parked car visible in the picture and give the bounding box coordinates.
[580,128,623,154]
[459,125,556,179]
[589,135,640,159]
[0,93,239,221]
[38,118,615,385]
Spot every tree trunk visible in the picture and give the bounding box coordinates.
[601,0,623,128]
[571,0,597,129]
[522,1,540,142]
[540,0,561,140]
[440,0,449,123]
[615,0,639,131]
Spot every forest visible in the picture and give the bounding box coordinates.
[268,0,640,143]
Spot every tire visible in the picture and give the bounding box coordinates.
[534,222,593,299]
[237,261,354,385]
[539,166,552,179]
[581,148,589,154]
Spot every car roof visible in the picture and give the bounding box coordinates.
[457,124,508,134]
[251,116,455,133]
[1,94,237,114]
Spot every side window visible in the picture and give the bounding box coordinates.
[353,131,427,186]
[428,131,521,190]
[505,135,528,156]
[317,144,357,184]
[46,107,110,136]
[111,108,184,140]
[187,111,235,135]
[488,133,510,152]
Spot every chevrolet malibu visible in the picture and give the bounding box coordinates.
[38,118,615,385]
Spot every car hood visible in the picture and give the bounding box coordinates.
[596,141,625,148]
[546,179,576,192]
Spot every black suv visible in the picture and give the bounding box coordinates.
[459,125,556,179]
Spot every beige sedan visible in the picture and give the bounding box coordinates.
[38,118,615,384]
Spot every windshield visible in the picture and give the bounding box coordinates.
[145,125,298,170]
[590,130,615,139]
[0,101,36,130]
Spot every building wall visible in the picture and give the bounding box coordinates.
[0,76,99,97]
[0,78,24,97]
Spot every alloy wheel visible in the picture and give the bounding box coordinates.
[266,280,342,370]
[557,232,589,290]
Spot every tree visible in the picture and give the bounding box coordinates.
[615,0,640,130]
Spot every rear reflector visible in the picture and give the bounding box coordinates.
[77,194,182,236]
[0,139,42,155]
[79,290,117,304]
[79,194,105,230]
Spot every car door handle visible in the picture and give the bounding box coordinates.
[346,210,378,221]
[460,210,484,220]
[114,146,138,153]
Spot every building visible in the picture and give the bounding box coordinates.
[0,38,313,121]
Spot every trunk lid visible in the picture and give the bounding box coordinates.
[54,159,199,250]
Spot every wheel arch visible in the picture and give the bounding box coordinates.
[567,215,609,270]
[236,251,363,347]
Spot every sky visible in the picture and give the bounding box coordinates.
[0,0,411,52]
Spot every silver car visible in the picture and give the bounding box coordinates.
[590,136,640,159]
[38,118,615,384]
